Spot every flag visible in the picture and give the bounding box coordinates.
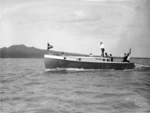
[47,43,53,50]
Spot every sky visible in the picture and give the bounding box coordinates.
[0,0,150,57]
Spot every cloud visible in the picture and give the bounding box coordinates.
[0,0,149,57]
[73,10,84,17]
[60,10,102,23]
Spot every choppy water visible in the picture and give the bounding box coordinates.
[0,59,150,113]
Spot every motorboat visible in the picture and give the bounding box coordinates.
[44,54,135,70]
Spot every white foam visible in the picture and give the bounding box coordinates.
[135,64,150,68]
[45,68,96,72]
[45,68,115,72]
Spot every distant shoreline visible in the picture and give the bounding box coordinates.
[1,57,150,59]
[0,44,150,59]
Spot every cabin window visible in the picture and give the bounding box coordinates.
[103,59,105,61]
[64,57,66,60]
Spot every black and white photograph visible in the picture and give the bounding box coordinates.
[0,0,150,113]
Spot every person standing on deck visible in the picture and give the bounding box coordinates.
[100,42,105,57]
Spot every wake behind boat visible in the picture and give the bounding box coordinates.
[44,54,135,70]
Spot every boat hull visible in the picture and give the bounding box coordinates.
[44,55,135,70]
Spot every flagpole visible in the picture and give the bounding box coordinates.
[47,42,49,54]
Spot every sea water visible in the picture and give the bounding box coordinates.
[0,58,150,113]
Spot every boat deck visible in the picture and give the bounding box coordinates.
[45,54,127,64]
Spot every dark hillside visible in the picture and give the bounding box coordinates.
[0,45,46,58]
[0,44,88,58]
